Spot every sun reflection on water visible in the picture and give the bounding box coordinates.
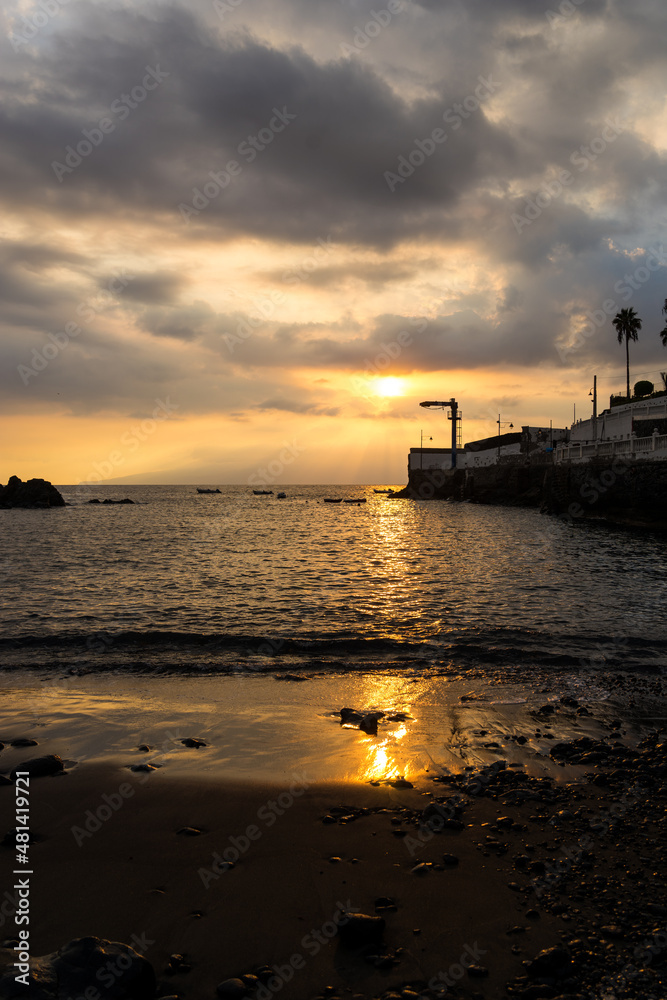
[339,672,419,782]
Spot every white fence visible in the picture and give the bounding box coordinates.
[556,433,667,463]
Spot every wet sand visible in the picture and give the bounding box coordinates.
[0,670,665,999]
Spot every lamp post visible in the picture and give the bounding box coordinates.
[497,414,514,460]
[589,375,597,441]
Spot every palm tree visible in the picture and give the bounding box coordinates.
[612,307,642,400]
[661,298,667,347]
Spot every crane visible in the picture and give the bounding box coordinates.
[419,398,459,468]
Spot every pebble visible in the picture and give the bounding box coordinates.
[176,827,202,836]
[181,737,208,748]
[216,977,248,999]
[129,763,161,772]
[10,738,38,748]
[410,863,432,875]
[337,913,385,948]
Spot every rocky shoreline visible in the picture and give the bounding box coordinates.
[0,696,665,999]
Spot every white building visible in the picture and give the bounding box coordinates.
[409,426,564,472]
[556,397,667,463]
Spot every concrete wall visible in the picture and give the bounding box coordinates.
[465,442,522,468]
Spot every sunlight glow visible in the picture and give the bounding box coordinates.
[375,377,405,397]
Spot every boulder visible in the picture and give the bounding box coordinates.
[9,755,64,780]
[0,936,156,998]
[337,913,385,948]
[0,476,65,509]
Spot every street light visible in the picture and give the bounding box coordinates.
[420,430,432,469]
[497,414,514,460]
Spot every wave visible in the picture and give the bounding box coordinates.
[0,627,664,675]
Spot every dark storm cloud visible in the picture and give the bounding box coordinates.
[2,0,667,424]
[118,273,188,305]
[253,398,341,416]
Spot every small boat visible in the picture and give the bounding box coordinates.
[323,498,342,503]
[196,488,221,494]
[253,490,273,495]
[277,492,286,499]
[373,488,395,494]
[344,498,367,504]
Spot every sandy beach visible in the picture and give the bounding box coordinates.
[0,670,665,999]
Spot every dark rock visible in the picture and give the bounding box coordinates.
[374,897,397,912]
[411,862,434,875]
[89,498,135,504]
[0,476,65,509]
[600,924,624,939]
[9,755,64,780]
[137,744,151,752]
[0,936,155,998]
[129,763,160,772]
[176,827,201,836]
[181,737,207,748]
[216,977,249,998]
[390,777,413,789]
[10,739,38,748]
[467,965,489,977]
[166,953,191,973]
[525,944,570,978]
[337,913,385,949]
[339,708,384,735]
[442,854,459,866]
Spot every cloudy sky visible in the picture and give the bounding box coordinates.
[2,0,667,484]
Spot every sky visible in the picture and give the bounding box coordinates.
[2,0,667,485]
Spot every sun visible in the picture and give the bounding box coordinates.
[374,377,405,398]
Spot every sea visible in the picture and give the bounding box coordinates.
[1,484,666,681]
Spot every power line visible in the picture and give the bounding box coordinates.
[593,368,666,381]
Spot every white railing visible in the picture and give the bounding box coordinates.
[556,433,667,463]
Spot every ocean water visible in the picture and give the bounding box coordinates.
[1,484,666,677]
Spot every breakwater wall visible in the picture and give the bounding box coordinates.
[395,460,667,530]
